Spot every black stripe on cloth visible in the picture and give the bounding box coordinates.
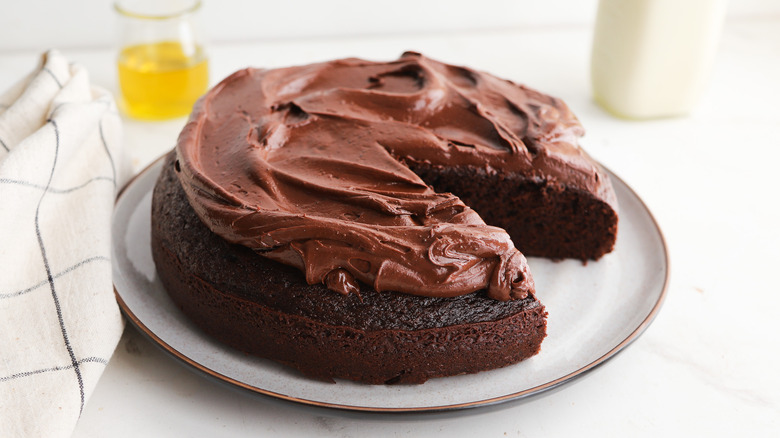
[0,357,108,383]
[0,255,110,299]
[43,67,63,89]
[0,136,8,152]
[35,119,86,415]
[98,119,117,188]
[0,176,114,194]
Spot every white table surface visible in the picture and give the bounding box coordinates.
[1,13,779,438]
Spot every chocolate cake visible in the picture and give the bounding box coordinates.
[151,52,618,384]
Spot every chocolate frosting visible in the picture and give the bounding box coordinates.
[175,52,612,301]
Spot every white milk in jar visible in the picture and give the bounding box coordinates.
[591,0,728,119]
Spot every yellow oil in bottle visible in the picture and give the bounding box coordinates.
[117,41,209,120]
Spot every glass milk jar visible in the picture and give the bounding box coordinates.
[591,0,728,119]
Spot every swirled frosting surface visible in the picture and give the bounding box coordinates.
[175,52,610,301]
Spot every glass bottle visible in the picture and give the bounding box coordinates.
[591,0,728,119]
[115,0,209,120]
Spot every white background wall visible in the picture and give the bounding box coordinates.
[1,0,778,53]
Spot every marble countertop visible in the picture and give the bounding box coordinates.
[1,10,778,438]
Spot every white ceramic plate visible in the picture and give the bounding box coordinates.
[112,156,668,412]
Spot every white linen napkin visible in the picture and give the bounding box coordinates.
[0,51,126,438]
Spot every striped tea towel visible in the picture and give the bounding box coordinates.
[0,50,126,438]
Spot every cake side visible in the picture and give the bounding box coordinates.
[152,154,548,384]
[406,162,618,260]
